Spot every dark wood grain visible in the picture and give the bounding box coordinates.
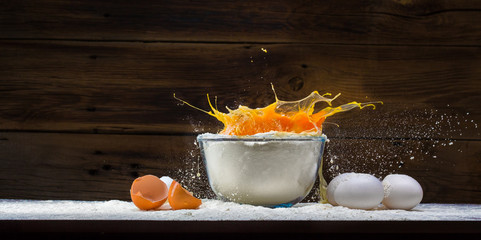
[1,0,480,205]
[0,0,480,45]
[0,132,479,203]
[1,40,480,139]
[0,132,203,200]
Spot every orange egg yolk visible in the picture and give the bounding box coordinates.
[175,85,380,136]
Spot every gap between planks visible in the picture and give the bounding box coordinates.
[1,38,480,48]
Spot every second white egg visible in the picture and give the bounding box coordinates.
[382,174,423,210]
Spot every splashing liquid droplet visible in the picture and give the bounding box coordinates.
[174,84,381,136]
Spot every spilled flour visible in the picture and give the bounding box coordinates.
[1,199,480,221]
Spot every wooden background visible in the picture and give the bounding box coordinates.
[0,0,480,203]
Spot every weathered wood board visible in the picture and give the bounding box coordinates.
[0,133,479,203]
[1,41,480,140]
[1,0,480,45]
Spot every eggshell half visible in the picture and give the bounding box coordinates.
[382,174,423,210]
[327,173,384,210]
[130,174,168,210]
[168,180,202,210]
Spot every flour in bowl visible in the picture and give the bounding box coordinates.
[198,132,327,206]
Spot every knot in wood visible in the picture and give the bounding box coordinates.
[288,77,304,92]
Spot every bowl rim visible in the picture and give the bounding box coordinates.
[196,133,327,142]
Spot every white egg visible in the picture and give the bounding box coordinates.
[160,176,174,190]
[382,174,423,210]
[327,172,384,210]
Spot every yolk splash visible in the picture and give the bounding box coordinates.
[174,85,380,136]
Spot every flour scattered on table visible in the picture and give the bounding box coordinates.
[1,199,480,221]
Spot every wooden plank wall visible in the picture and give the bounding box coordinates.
[0,0,480,203]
